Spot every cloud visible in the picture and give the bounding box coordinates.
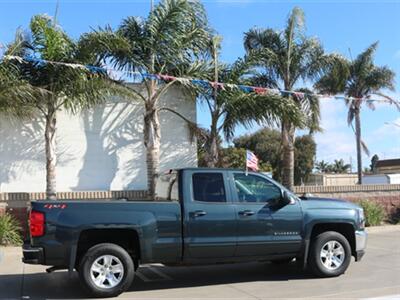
[314,98,400,166]
[394,50,400,59]
[314,100,356,164]
[370,117,400,138]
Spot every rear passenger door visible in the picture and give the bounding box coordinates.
[182,170,237,260]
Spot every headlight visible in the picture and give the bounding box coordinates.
[357,208,365,229]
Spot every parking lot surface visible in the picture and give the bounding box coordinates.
[0,230,399,299]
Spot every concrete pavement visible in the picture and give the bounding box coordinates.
[0,230,399,299]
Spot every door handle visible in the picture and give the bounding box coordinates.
[239,210,255,216]
[191,210,207,217]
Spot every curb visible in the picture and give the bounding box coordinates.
[366,224,400,233]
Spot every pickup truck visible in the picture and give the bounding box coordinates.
[23,168,367,297]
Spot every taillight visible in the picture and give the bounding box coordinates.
[30,210,45,237]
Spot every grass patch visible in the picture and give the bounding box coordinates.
[0,213,23,246]
[357,200,385,227]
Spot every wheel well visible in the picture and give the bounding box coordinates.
[310,223,356,256]
[76,229,140,268]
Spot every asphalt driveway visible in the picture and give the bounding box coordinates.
[0,229,399,299]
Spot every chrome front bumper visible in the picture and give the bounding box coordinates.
[355,230,368,261]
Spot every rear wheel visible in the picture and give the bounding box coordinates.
[79,243,135,298]
[309,231,351,277]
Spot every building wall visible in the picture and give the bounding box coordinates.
[306,173,358,186]
[0,85,197,193]
[376,166,400,174]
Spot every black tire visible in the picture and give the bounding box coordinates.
[270,257,294,264]
[308,231,351,277]
[78,243,135,298]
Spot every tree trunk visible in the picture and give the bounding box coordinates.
[204,40,220,169]
[204,114,219,167]
[44,110,57,200]
[354,109,363,184]
[281,121,295,190]
[144,101,161,198]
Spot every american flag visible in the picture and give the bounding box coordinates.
[246,150,259,171]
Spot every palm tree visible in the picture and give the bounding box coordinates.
[79,0,210,197]
[332,159,351,174]
[244,7,331,190]
[315,42,397,184]
[198,36,303,167]
[315,160,330,173]
[3,15,123,199]
[0,34,35,118]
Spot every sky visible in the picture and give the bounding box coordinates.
[1,0,399,169]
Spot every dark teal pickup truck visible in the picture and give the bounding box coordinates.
[23,168,367,297]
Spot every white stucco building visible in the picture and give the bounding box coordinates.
[0,85,197,192]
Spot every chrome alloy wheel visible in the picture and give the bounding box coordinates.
[90,255,124,289]
[320,240,345,270]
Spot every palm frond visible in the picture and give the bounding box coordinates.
[30,14,75,61]
[147,0,210,71]
[4,28,33,57]
[78,27,134,71]
[372,92,400,111]
[314,54,350,95]
[294,88,321,133]
[361,139,370,156]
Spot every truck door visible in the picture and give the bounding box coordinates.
[229,172,303,257]
[182,170,237,260]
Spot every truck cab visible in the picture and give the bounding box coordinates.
[171,169,303,262]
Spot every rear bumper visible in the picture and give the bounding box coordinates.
[355,230,368,261]
[22,243,44,264]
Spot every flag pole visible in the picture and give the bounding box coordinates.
[245,150,248,176]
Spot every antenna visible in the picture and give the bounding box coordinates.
[53,0,60,25]
[350,156,353,173]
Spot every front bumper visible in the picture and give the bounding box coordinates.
[22,243,44,264]
[355,230,368,261]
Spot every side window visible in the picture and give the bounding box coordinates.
[192,173,226,203]
[233,173,281,203]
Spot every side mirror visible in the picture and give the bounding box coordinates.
[281,191,293,206]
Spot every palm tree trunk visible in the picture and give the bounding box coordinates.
[144,101,161,198]
[355,109,363,184]
[44,111,57,200]
[204,114,219,167]
[281,121,295,190]
[204,39,220,168]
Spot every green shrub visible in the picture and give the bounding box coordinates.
[358,200,385,227]
[0,213,23,246]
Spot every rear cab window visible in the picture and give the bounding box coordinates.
[192,172,226,203]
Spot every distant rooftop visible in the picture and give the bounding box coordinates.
[375,159,400,168]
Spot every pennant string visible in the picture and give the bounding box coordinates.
[2,55,398,104]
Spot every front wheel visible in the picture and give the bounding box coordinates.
[309,231,351,277]
[79,243,135,298]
